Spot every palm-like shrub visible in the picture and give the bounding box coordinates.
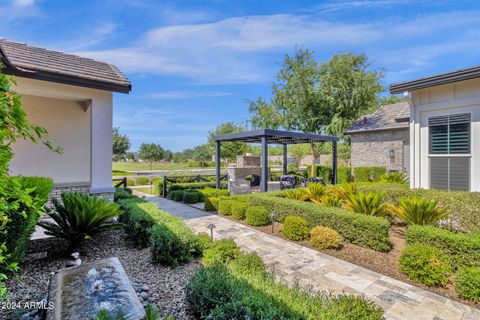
[389,197,448,225]
[328,183,357,200]
[380,172,408,185]
[344,191,388,217]
[282,189,308,201]
[38,192,122,247]
[301,183,327,204]
[319,195,342,207]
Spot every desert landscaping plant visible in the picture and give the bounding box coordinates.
[309,226,342,249]
[301,183,328,204]
[379,172,408,184]
[319,195,342,207]
[38,192,123,247]
[344,191,389,217]
[282,188,308,201]
[389,197,448,225]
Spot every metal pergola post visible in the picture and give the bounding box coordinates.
[215,141,221,189]
[332,141,338,185]
[282,143,288,175]
[261,136,269,192]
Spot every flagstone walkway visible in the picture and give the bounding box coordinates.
[144,195,480,320]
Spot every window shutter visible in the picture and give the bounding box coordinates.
[431,157,449,190]
[449,157,470,191]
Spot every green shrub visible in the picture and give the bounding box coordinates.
[379,172,408,184]
[135,176,149,185]
[201,188,230,198]
[114,188,134,202]
[153,178,164,196]
[245,206,270,226]
[202,239,240,266]
[183,191,200,204]
[344,191,388,217]
[168,190,177,200]
[282,216,309,241]
[406,225,480,269]
[400,243,451,286]
[217,199,236,216]
[306,165,352,184]
[248,194,391,251]
[228,251,265,275]
[319,195,342,207]
[282,188,308,201]
[4,176,52,266]
[173,190,185,202]
[302,183,328,204]
[204,196,220,211]
[149,224,190,266]
[196,232,213,252]
[455,267,480,302]
[231,202,249,220]
[168,181,227,194]
[310,226,342,249]
[357,182,480,233]
[38,192,122,247]
[118,199,155,247]
[126,177,136,186]
[389,197,448,225]
[353,166,386,182]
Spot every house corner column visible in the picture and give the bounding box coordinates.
[90,95,114,198]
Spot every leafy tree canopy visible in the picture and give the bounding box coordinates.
[207,122,247,164]
[138,143,164,169]
[112,127,130,158]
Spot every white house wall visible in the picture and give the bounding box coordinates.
[9,77,114,195]
[411,78,480,191]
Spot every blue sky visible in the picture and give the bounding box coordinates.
[1,0,479,151]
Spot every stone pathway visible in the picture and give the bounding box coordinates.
[146,195,480,320]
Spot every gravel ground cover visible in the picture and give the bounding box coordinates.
[3,230,199,320]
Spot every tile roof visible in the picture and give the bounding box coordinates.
[0,39,131,93]
[344,102,410,134]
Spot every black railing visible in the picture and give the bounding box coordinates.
[113,177,127,188]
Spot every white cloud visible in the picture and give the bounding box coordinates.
[13,0,34,7]
[148,90,231,100]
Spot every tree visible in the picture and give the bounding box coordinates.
[112,127,130,161]
[377,94,406,106]
[192,144,212,167]
[163,149,173,162]
[207,122,247,166]
[289,144,309,169]
[138,143,164,169]
[126,152,136,161]
[248,49,383,175]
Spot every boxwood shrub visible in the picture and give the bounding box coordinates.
[183,191,200,204]
[405,225,480,269]
[358,182,480,233]
[174,190,185,202]
[202,239,240,266]
[306,165,352,184]
[248,194,391,251]
[455,267,480,302]
[135,176,149,185]
[168,181,228,194]
[201,188,230,198]
[231,202,249,220]
[118,199,155,247]
[400,243,452,286]
[204,196,220,211]
[310,226,342,250]
[245,206,270,226]
[282,216,309,241]
[218,199,236,216]
[353,166,386,182]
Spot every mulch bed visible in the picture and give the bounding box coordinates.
[225,214,480,310]
[3,230,199,320]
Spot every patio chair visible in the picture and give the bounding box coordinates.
[280,175,297,190]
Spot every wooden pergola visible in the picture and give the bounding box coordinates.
[214,129,340,192]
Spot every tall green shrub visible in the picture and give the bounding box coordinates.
[353,167,386,182]
[306,165,352,184]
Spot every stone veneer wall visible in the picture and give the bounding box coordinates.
[237,155,261,167]
[47,183,113,208]
[350,128,409,172]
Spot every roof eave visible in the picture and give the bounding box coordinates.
[390,67,480,94]
[344,126,409,134]
[1,64,131,94]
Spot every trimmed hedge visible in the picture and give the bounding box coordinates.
[118,199,155,247]
[310,226,342,250]
[247,194,391,251]
[357,182,480,233]
[168,181,227,194]
[183,191,201,204]
[202,239,240,266]
[306,165,352,184]
[400,243,451,286]
[353,167,386,182]
[135,176,149,185]
[455,267,480,302]
[282,216,309,241]
[114,188,134,202]
[406,225,480,269]
[231,202,248,220]
[201,188,230,198]
[218,200,236,216]
[204,196,220,211]
[245,206,270,226]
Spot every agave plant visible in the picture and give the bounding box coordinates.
[380,172,409,185]
[38,192,123,247]
[319,195,342,207]
[344,191,389,217]
[388,197,448,225]
[328,183,358,200]
[282,189,309,201]
[301,183,328,204]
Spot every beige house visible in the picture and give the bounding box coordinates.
[391,66,480,192]
[0,39,131,201]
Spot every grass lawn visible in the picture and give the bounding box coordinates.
[113,161,213,172]
[133,186,157,195]
[113,170,131,176]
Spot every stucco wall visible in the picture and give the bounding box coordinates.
[9,95,91,184]
[410,78,480,191]
[350,128,409,172]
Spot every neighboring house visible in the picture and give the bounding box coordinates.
[345,102,410,174]
[0,39,131,202]
[390,66,480,192]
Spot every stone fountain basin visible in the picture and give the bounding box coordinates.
[47,257,145,320]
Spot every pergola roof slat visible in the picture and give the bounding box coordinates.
[214,129,339,144]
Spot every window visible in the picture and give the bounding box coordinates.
[429,113,470,191]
